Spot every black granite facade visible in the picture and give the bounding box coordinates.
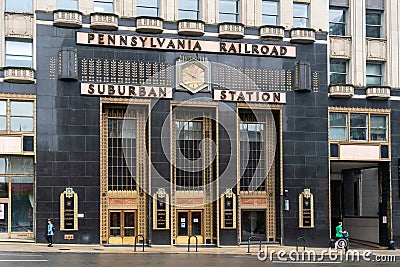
[0,11,395,246]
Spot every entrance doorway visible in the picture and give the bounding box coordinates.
[241,210,266,241]
[176,210,203,244]
[108,210,136,244]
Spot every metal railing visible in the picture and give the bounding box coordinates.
[247,236,262,253]
[187,235,198,252]
[134,234,145,252]
[296,237,306,252]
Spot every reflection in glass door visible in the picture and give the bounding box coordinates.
[108,210,136,244]
[0,203,8,235]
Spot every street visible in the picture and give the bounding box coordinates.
[0,252,398,267]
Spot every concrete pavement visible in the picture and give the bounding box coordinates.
[0,242,398,257]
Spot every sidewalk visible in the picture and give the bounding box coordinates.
[0,242,398,256]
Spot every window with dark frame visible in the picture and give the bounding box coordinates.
[136,0,159,17]
[262,0,279,26]
[178,0,200,20]
[240,123,266,192]
[293,2,309,28]
[366,11,382,38]
[5,40,33,68]
[350,114,368,141]
[366,63,383,86]
[219,0,240,23]
[370,115,387,141]
[330,60,348,84]
[175,120,204,190]
[107,118,137,191]
[329,8,347,36]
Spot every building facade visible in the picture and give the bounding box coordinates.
[0,0,398,247]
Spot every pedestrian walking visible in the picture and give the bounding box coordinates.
[46,219,55,247]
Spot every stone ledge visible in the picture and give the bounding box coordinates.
[53,9,83,28]
[3,67,35,84]
[259,25,285,39]
[366,86,390,99]
[290,28,316,44]
[366,38,387,61]
[178,20,205,36]
[329,84,354,98]
[136,16,163,34]
[218,22,245,39]
[90,12,118,31]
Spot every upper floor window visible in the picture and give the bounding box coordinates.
[329,8,347,35]
[293,2,309,28]
[178,0,200,20]
[330,112,388,142]
[0,101,6,131]
[94,0,114,13]
[366,11,382,38]
[0,100,34,133]
[5,0,32,13]
[136,0,159,17]
[262,0,279,26]
[350,114,368,141]
[329,113,347,141]
[330,60,348,84]
[219,0,240,23]
[5,40,33,68]
[366,63,383,86]
[57,0,78,10]
[370,115,387,141]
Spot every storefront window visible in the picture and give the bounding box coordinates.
[329,113,347,141]
[370,115,387,141]
[0,177,8,198]
[11,176,33,232]
[241,210,266,241]
[350,114,368,141]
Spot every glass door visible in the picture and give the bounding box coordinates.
[241,210,266,241]
[108,210,136,244]
[176,210,203,244]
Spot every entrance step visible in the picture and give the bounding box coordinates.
[175,244,217,248]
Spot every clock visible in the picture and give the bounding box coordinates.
[177,58,210,93]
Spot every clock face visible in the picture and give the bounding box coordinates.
[181,63,206,90]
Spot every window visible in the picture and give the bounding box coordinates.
[293,3,309,28]
[262,0,279,26]
[366,63,383,86]
[94,0,114,13]
[219,0,240,23]
[330,60,347,84]
[178,0,200,20]
[329,8,347,35]
[136,0,159,17]
[5,41,33,68]
[329,112,388,142]
[350,114,368,141]
[329,113,347,141]
[0,101,6,131]
[175,121,203,190]
[57,0,78,10]
[5,0,32,13]
[366,11,382,38]
[0,100,34,133]
[370,115,387,141]
[108,118,137,191]
[0,156,34,233]
[240,123,265,191]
